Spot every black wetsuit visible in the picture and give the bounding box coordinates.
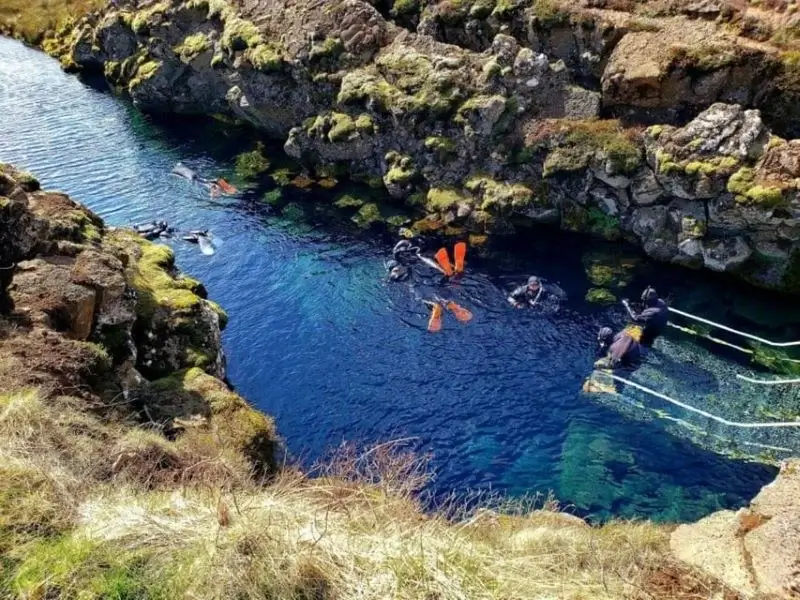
[509,281,566,309]
[597,331,644,370]
[630,299,668,347]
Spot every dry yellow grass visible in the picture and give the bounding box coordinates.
[0,0,104,43]
[0,388,734,600]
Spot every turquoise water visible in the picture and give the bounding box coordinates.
[1,37,796,521]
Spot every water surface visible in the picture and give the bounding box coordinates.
[1,37,795,521]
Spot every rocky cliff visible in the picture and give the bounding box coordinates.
[32,0,800,293]
[0,162,279,486]
[671,458,800,599]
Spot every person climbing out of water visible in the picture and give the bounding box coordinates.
[508,276,566,310]
[595,326,644,371]
[582,326,644,395]
[622,286,669,347]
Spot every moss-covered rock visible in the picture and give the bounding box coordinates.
[245,43,283,72]
[106,230,225,378]
[352,202,383,228]
[426,187,465,212]
[466,177,534,213]
[563,205,621,241]
[174,32,210,62]
[583,251,638,289]
[221,16,262,51]
[544,120,641,178]
[424,136,457,162]
[334,193,366,210]
[384,151,417,186]
[143,368,279,474]
[128,59,160,89]
[235,143,270,180]
[586,287,617,304]
[727,167,786,207]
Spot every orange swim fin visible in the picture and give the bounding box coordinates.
[428,303,443,332]
[434,248,454,277]
[217,179,238,194]
[446,301,473,323]
[453,242,467,274]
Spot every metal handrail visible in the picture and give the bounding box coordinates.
[607,373,800,429]
[669,307,800,348]
[736,374,800,386]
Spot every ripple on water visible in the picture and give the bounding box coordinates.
[0,37,794,522]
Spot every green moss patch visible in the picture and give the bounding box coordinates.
[466,177,534,212]
[174,33,210,62]
[338,48,465,117]
[221,16,262,52]
[128,60,161,89]
[530,0,569,27]
[424,136,457,161]
[426,187,465,212]
[544,120,641,177]
[235,143,270,180]
[391,0,419,17]
[246,43,283,72]
[384,151,417,185]
[334,194,365,209]
[109,231,202,319]
[727,167,786,207]
[586,288,617,305]
[352,203,382,228]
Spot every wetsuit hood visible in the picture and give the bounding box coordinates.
[641,286,659,307]
[598,327,614,345]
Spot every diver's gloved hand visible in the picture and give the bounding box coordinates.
[621,298,630,306]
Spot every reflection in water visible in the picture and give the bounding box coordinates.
[1,37,796,521]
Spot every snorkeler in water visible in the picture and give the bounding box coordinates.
[385,240,472,331]
[134,220,173,240]
[385,240,467,281]
[508,276,566,311]
[172,162,238,197]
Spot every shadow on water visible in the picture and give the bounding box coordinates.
[0,37,792,522]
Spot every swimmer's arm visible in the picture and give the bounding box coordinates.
[621,298,639,321]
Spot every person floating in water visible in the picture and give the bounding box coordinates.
[595,326,644,371]
[182,230,218,256]
[386,240,472,331]
[134,220,173,240]
[508,276,566,310]
[622,286,669,347]
[385,240,467,282]
[172,162,238,197]
[385,240,420,282]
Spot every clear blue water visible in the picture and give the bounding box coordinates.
[1,37,795,521]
